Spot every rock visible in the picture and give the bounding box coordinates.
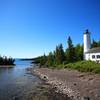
[12,97,19,100]
[78,74,84,78]
[73,83,77,86]
[88,77,93,81]
[81,96,90,100]
[43,75,48,80]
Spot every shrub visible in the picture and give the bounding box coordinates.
[64,61,100,74]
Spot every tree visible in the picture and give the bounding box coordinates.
[40,54,47,66]
[59,44,65,63]
[75,44,83,61]
[67,36,75,62]
[46,52,55,66]
[55,44,65,64]
[97,40,100,47]
[0,55,15,65]
[92,39,98,48]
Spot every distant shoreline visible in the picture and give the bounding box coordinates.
[20,58,34,61]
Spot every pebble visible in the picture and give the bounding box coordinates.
[81,96,90,100]
[73,83,77,86]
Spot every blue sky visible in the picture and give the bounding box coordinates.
[0,0,100,58]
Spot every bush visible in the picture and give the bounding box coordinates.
[64,61,100,74]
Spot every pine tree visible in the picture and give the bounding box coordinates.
[75,44,83,61]
[40,54,47,66]
[55,44,65,64]
[46,52,55,66]
[97,40,100,47]
[59,44,65,63]
[67,36,75,62]
[92,39,98,48]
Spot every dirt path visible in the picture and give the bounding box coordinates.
[30,68,100,100]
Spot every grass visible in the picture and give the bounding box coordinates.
[64,61,100,74]
[37,59,100,74]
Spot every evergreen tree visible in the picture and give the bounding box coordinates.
[97,40,100,47]
[55,44,65,64]
[67,36,75,62]
[40,54,47,66]
[92,39,98,48]
[46,52,55,66]
[75,44,83,61]
[0,55,15,65]
[59,44,65,63]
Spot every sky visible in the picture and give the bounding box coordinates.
[0,0,100,58]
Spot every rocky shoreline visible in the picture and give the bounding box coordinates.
[27,68,72,100]
[28,67,100,100]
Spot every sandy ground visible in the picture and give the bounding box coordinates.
[29,68,100,100]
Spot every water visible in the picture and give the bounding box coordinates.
[0,59,41,100]
[0,59,71,100]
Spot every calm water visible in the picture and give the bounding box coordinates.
[0,59,42,100]
[0,59,71,100]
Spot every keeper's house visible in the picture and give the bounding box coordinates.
[83,30,100,63]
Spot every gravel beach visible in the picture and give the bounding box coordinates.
[29,67,100,100]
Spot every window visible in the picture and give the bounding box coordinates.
[97,55,100,59]
[92,55,95,59]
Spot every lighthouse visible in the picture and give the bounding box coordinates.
[83,30,100,62]
[83,29,91,59]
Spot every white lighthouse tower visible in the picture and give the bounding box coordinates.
[83,29,91,60]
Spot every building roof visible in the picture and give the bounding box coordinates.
[86,47,100,53]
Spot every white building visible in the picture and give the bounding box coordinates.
[83,30,100,63]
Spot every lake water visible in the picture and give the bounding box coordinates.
[0,59,41,100]
[0,59,71,100]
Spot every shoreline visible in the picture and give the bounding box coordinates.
[27,67,72,100]
[29,67,100,100]
[0,65,15,68]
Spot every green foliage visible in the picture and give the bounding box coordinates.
[98,40,100,47]
[33,54,47,66]
[75,44,83,61]
[33,56,42,63]
[46,52,55,66]
[64,61,100,74]
[40,54,47,66]
[0,56,15,65]
[92,40,98,48]
[66,36,76,62]
[55,44,65,64]
[34,36,84,67]
[33,32,100,72]
[92,39,100,48]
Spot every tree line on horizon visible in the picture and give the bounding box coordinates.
[34,37,100,67]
